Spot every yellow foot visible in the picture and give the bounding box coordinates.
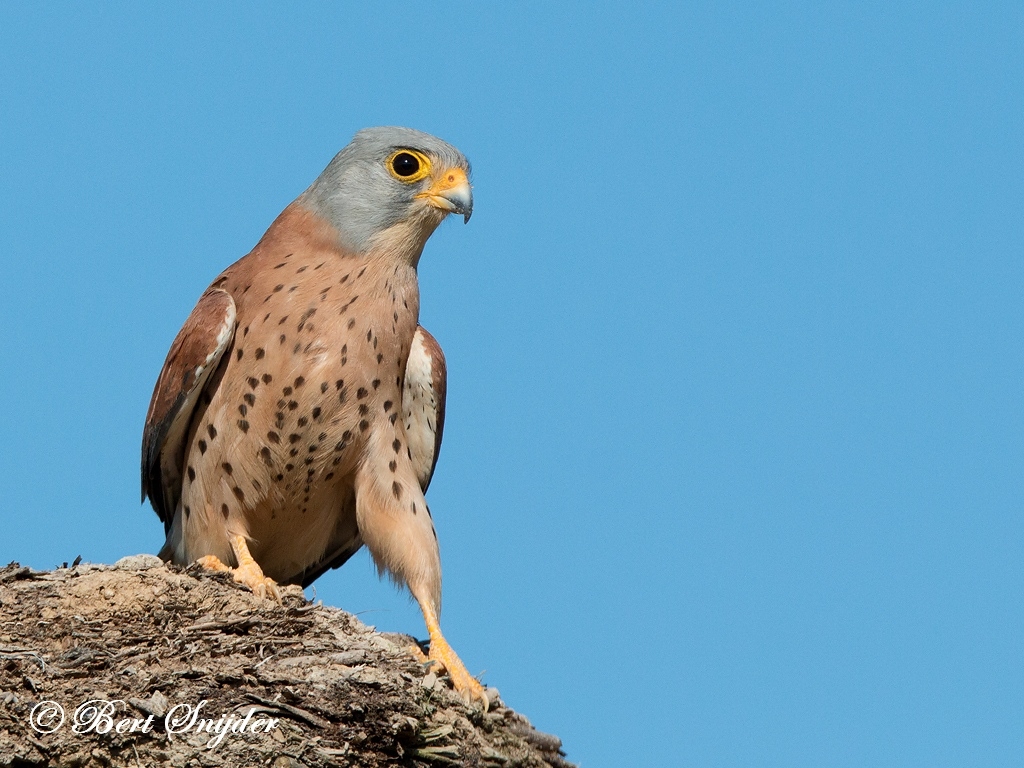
[426,633,489,710]
[413,599,489,710]
[196,535,281,602]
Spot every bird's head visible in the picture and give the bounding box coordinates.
[300,126,472,261]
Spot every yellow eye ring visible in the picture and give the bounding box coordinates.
[386,149,432,183]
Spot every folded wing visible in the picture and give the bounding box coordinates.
[141,288,237,531]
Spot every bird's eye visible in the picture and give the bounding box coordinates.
[386,149,431,183]
[392,152,419,177]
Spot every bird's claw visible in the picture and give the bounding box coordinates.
[196,553,281,603]
[409,637,489,710]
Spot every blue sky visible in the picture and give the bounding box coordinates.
[2,3,1022,766]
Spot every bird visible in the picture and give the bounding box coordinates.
[141,127,487,707]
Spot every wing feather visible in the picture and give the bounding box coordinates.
[141,288,236,530]
[403,325,447,492]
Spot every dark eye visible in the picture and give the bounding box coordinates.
[391,152,420,177]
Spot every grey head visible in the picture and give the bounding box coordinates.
[299,126,473,254]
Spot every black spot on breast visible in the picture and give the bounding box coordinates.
[357,388,368,399]
[255,348,265,360]
[343,430,352,441]
[247,377,259,390]
[236,348,243,361]
[392,482,402,500]
[184,505,191,518]
[411,502,417,515]
[198,439,207,454]
[283,386,293,396]
[389,460,397,472]
[262,374,273,384]
[244,393,256,406]
[359,420,369,432]
[297,416,308,427]
[389,413,398,425]
[294,376,305,388]
[285,463,294,471]
[260,447,273,466]
[222,462,233,475]
[238,404,247,416]
[357,267,366,278]
[207,424,217,440]
[392,438,401,452]
[358,404,369,416]
[334,439,347,452]
[290,447,299,457]
[222,504,229,519]
[308,444,318,453]
[347,318,356,330]
[233,487,245,501]
[267,431,280,444]
[366,330,372,342]
[325,472,334,480]
[377,353,384,364]
[289,433,301,444]
[187,466,196,481]
[296,265,307,273]
[312,406,321,420]
[288,401,298,411]
[372,379,381,389]
[238,419,249,433]
[384,401,393,412]
[340,274,349,283]
[320,382,329,394]
[274,284,284,292]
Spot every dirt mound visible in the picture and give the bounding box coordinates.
[0,559,571,767]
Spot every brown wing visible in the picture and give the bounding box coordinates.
[141,287,236,530]
[403,325,447,492]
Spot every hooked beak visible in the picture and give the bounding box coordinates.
[415,166,473,223]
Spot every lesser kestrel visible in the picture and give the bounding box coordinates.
[141,127,486,706]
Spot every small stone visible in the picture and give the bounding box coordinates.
[115,554,165,571]
[421,672,438,689]
[484,687,503,708]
